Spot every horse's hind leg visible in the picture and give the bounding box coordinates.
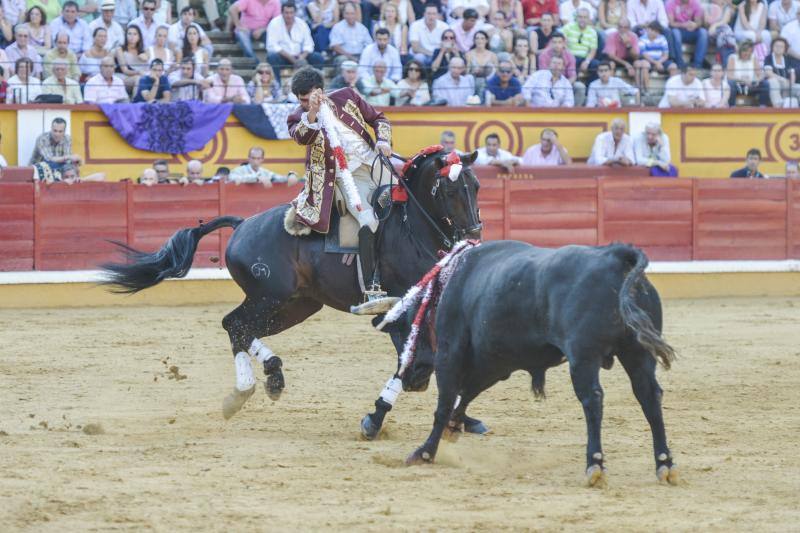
[617,344,677,485]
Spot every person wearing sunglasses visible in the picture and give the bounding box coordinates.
[485,59,524,105]
[522,54,574,107]
[128,0,159,47]
[431,29,465,79]
[562,8,599,81]
[395,59,431,105]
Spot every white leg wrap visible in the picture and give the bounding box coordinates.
[234,352,256,391]
[248,338,275,364]
[379,377,403,406]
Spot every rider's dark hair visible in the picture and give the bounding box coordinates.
[291,66,324,96]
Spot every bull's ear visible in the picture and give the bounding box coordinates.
[465,150,479,165]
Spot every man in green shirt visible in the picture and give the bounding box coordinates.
[562,8,599,80]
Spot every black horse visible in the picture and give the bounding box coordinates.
[388,241,678,487]
[101,149,484,430]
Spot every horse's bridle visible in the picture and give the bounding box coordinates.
[376,152,483,250]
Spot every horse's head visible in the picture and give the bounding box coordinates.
[403,149,483,246]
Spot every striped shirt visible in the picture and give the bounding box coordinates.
[561,22,598,57]
[639,34,669,61]
[30,132,72,165]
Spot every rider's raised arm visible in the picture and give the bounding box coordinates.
[288,108,322,146]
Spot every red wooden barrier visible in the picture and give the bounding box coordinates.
[599,178,693,260]
[473,165,649,180]
[478,178,505,241]
[693,179,788,260]
[789,179,800,259]
[505,178,598,247]
[0,183,35,271]
[0,167,35,183]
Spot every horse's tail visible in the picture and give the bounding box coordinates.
[617,246,676,370]
[100,216,244,294]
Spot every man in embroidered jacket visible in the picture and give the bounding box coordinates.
[286,67,395,308]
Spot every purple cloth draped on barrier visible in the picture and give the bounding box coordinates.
[99,102,233,154]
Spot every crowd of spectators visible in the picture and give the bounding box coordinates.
[2,0,800,106]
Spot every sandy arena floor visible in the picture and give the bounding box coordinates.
[1,296,799,531]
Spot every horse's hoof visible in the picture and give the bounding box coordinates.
[405,448,434,466]
[360,414,381,440]
[222,386,255,420]
[586,465,608,488]
[657,465,680,486]
[442,424,462,443]
[463,417,490,435]
[264,358,284,401]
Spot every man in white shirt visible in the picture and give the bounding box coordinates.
[229,146,298,185]
[781,10,800,59]
[362,60,396,106]
[128,0,159,48]
[1,0,26,26]
[560,0,596,24]
[89,0,125,52]
[358,28,402,82]
[329,2,373,65]
[49,1,90,56]
[522,56,575,107]
[475,133,521,172]
[168,6,212,54]
[448,0,490,20]
[521,128,572,165]
[432,57,476,106]
[588,118,635,166]
[410,3,449,65]
[266,1,324,82]
[658,65,705,107]
[633,122,676,175]
[586,60,639,107]
[113,0,137,26]
[769,0,798,38]
[168,57,205,101]
[6,58,43,103]
[84,56,129,103]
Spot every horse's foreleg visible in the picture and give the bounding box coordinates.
[361,375,402,440]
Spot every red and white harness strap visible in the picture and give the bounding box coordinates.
[376,239,481,378]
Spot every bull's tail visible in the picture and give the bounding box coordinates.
[100,215,244,294]
[618,247,676,370]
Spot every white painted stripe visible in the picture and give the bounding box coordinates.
[0,260,799,285]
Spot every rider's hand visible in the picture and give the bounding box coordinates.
[376,141,392,157]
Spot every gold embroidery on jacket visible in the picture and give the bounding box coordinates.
[296,135,326,225]
[343,99,368,133]
[377,121,392,144]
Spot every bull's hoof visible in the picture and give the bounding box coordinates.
[264,357,284,401]
[657,465,680,486]
[360,414,381,440]
[222,386,255,420]
[586,464,608,489]
[463,416,490,435]
[442,424,462,443]
[405,448,434,466]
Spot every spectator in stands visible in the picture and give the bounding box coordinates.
[440,130,457,152]
[560,0,596,25]
[6,58,42,103]
[266,1,323,83]
[58,163,106,184]
[395,59,431,105]
[42,58,83,103]
[510,36,536,78]
[475,133,521,171]
[359,27,402,81]
[248,62,283,103]
[5,26,43,77]
[129,0,159,48]
[168,7,212,54]
[666,0,707,69]
[432,56,476,106]
[168,57,204,100]
[727,39,764,106]
[19,6,52,56]
[633,122,677,176]
[153,159,171,182]
[769,0,797,41]
[485,59,523,105]
[586,60,639,107]
[180,159,206,185]
[530,12,555,55]
[329,59,366,93]
[133,58,171,102]
[598,0,625,35]
[49,2,89,55]
[628,0,674,57]
[450,0,490,20]
[44,32,80,80]
[702,62,731,107]
[89,1,124,52]
[782,10,800,61]
[374,3,408,56]
[307,0,340,53]
[521,0,560,28]
[638,21,674,97]
[563,8,599,79]
[329,2,373,67]
[409,2,448,65]
[139,168,158,186]
[176,0,221,32]
[203,57,251,103]
[487,10,514,53]
[113,0,136,26]
[522,55,575,107]
[452,8,481,54]
[116,24,148,91]
[2,0,26,27]
[490,0,523,28]
[79,28,111,77]
[229,0,280,60]
[29,117,81,171]
[229,146,299,185]
[466,30,498,98]
[148,25,178,74]
[363,59,396,105]
[706,0,736,68]
[604,18,641,78]
[734,0,770,47]
[84,56,128,102]
[182,25,209,76]
[431,28,466,79]
[521,128,572,165]
[659,65,705,107]
[730,148,766,178]
[761,37,800,107]
[538,33,584,103]
[588,118,634,166]
[785,160,799,178]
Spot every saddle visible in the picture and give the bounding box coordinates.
[323,184,393,255]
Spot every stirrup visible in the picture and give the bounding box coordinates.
[350,286,400,315]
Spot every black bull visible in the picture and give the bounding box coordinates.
[393,240,678,487]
